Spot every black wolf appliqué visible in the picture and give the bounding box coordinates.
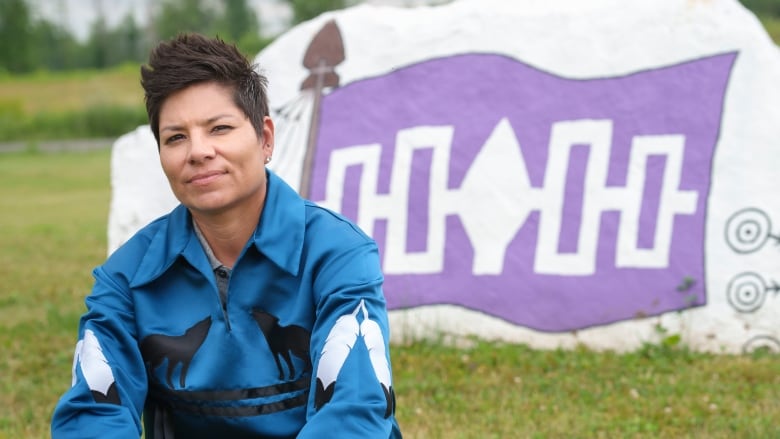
[140,316,212,388]
[252,310,312,380]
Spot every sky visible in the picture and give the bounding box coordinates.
[26,0,442,42]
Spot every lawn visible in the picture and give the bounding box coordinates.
[0,65,147,141]
[761,16,780,43]
[0,149,112,437]
[0,149,778,438]
[0,64,142,114]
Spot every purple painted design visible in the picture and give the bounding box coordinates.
[638,155,666,249]
[340,165,361,224]
[310,52,736,332]
[407,148,432,253]
[559,144,589,254]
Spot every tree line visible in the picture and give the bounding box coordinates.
[1,0,773,75]
[0,0,350,74]
[741,0,780,17]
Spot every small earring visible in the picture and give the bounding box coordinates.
[265,156,272,164]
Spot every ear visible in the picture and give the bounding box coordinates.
[262,116,275,158]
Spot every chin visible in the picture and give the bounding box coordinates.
[185,196,231,213]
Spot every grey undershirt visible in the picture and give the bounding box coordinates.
[193,220,231,310]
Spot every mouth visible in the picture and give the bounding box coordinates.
[187,170,226,185]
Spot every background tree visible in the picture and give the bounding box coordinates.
[0,0,34,73]
[113,15,147,64]
[150,0,269,57]
[212,0,269,57]
[285,0,351,25]
[0,0,351,73]
[215,0,258,41]
[6,0,773,75]
[153,0,218,41]
[85,6,110,69]
[739,0,780,17]
[30,20,85,71]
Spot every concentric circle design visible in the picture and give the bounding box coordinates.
[742,335,780,354]
[725,208,770,254]
[726,272,767,313]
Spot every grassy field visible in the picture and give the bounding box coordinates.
[0,150,779,438]
[0,65,147,141]
[761,16,780,43]
[0,149,112,437]
[0,64,142,114]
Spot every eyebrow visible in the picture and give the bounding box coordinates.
[159,114,238,135]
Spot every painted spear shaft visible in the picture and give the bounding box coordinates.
[300,61,326,199]
[298,20,344,199]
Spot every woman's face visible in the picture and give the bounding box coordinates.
[157,81,274,217]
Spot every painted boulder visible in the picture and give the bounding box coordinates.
[109,0,780,353]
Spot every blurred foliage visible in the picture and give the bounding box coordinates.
[0,0,35,73]
[0,0,777,75]
[740,0,780,17]
[0,104,147,142]
[288,0,350,24]
[0,65,147,141]
[0,0,306,74]
[153,0,219,41]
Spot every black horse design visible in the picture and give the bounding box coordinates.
[140,316,212,388]
[252,310,312,380]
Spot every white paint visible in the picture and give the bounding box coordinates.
[108,126,177,252]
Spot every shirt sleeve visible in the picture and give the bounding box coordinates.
[51,265,147,439]
[297,236,401,439]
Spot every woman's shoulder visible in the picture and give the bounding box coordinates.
[304,201,374,245]
[102,209,178,273]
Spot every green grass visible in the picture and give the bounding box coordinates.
[0,64,143,114]
[1,150,779,438]
[395,340,780,438]
[0,64,146,141]
[760,16,780,43]
[0,149,110,438]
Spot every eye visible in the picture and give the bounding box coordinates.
[212,125,233,134]
[163,133,185,145]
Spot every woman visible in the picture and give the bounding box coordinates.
[51,33,401,439]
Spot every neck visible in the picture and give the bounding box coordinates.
[191,196,263,268]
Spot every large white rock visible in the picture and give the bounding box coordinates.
[108,0,780,353]
[108,125,177,252]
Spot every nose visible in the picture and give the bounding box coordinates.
[188,132,216,163]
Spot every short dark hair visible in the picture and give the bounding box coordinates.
[140,33,269,146]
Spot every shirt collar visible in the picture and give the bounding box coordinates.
[129,169,305,287]
[252,170,305,276]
